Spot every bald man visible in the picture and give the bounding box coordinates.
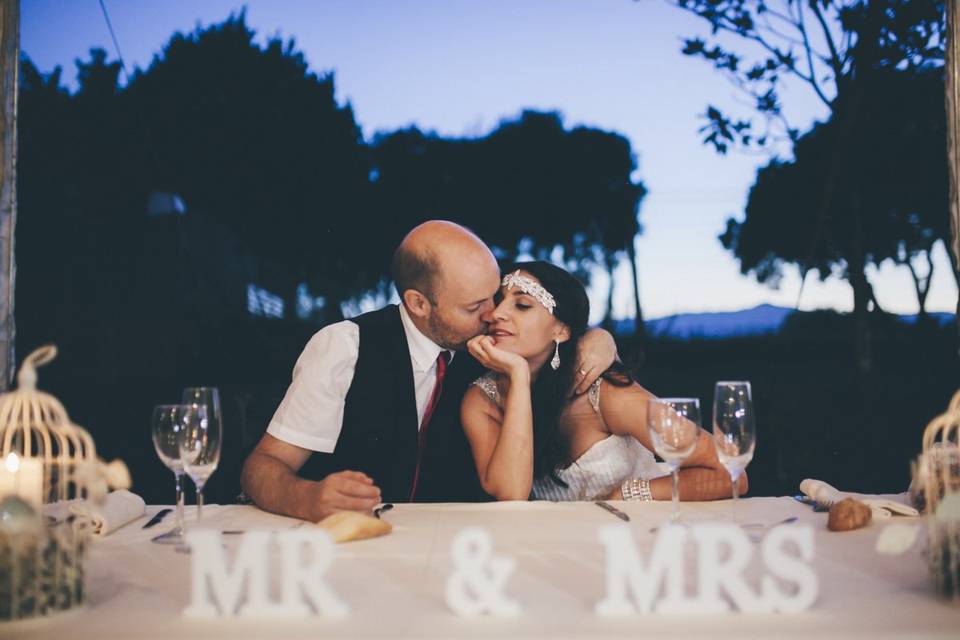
[241,221,615,521]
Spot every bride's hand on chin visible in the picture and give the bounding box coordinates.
[467,335,530,380]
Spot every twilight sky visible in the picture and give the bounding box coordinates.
[21,0,959,321]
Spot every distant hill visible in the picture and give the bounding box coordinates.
[613,304,956,339]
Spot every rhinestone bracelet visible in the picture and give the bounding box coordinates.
[621,477,652,502]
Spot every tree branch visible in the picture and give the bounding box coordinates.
[796,0,834,108]
[808,0,846,82]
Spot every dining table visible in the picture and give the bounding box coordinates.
[4,495,959,639]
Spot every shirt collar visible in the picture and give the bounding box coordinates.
[399,304,452,373]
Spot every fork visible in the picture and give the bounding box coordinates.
[649,516,798,534]
[741,516,799,529]
[795,495,832,511]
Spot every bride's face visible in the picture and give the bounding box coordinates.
[483,271,569,361]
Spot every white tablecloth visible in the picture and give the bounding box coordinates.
[5,497,959,639]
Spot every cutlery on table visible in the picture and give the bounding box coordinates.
[595,501,630,522]
[142,508,172,529]
[741,516,799,529]
[222,522,305,535]
[794,494,830,512]
[650,515,798,534]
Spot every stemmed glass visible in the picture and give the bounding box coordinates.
[181,387,222,441]
[181,387,222,519]
[177,402,220,520]
[712,381,756,523]
[150,404,189,544]
[648,398,700,523]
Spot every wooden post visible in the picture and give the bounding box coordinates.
[0,0,18,390]
[950,0,960,277]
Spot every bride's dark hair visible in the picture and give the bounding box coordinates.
[500,261,631,482]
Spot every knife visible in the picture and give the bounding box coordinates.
[142,508,172,529]
[595,501,630,522]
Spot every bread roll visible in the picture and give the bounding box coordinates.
[317,511,392,543]
[827,498,872,531]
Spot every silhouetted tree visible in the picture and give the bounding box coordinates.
[123,12,370,317]
[17,50,141,373]
[373,111,647,334]
[722,68,949,322]
[671,0,947,371]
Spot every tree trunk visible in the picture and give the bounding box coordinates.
[867,279,884,315]
[947,0,960,350]
[0,0,18,390]
[602,258,616,332]
[849,197,872,374]
[627,236,645,340]
[905,248,934,322]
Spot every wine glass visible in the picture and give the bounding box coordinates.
[150,404,189,544]
[181,387,222,449]
[181,387,222,516]
[712,381,756,523]
[177,403,220,520]
[648,398,700,523]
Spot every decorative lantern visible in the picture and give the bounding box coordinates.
[913,389,960,601]
[0,346,129,620]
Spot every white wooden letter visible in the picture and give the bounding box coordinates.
[594,524,688,616]
[276,529,349,618]
[691,524,766,613]
[761,525,818,613]
[183,530,275,617]
[445,528,521,616]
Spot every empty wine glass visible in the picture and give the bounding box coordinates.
[712,381,756,523]
[150,404,189,544]
[181,387,222,518]
[177,403,220,520]
[181,387,221,445]
[648,398,700,523]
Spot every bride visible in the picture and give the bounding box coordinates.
[460,261,745,502]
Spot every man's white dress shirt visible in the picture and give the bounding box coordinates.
[266,305,452,453]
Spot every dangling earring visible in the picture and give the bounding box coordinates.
[551,339,560,370]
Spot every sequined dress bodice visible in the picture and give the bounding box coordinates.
[471,372,665,501]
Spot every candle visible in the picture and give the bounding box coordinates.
[0,453,44,510]
[0,453,18,499]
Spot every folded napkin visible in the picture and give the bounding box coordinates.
[69,489,146,537]
[800,479,919,519]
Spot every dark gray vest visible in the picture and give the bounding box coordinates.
[300,305,488,503]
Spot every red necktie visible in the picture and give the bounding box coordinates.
[408,351,451,501]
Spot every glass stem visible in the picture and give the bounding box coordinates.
[174,472,185,534]
[670,469,680,522]
[196,483,205,520]
[731,472,740,523]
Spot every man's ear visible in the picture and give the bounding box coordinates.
[554,323,572,343]
[403,289,432,318]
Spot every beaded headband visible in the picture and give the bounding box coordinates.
[501,270,556,314]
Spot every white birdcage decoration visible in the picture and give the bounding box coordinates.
[913,388,960,601]
[0,346,129,620]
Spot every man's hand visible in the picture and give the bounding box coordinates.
[242,435,384,523]
[467,335,530,381]
[310,470,382,521]
[573,328,618,395]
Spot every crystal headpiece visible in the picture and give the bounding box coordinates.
[501,270,556,314]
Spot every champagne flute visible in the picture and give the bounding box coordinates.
[181,387,222,451]
[648,398,700,523]
[150,404,189,544]
[181,387,222,516]
[177,403,220,520]
[712,381,756,523]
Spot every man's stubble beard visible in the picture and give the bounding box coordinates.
[427,312,486,352]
